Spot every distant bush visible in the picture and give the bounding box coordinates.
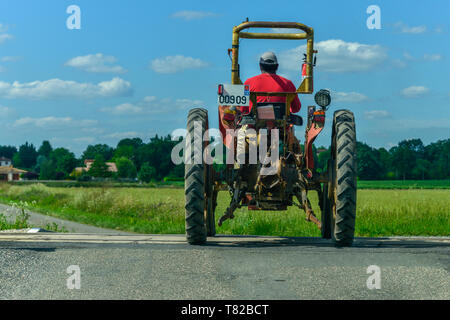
[77,174,92,182]
[163,176,184,182]
[22,171,39,180]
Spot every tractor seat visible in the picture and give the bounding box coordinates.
[256,102,286,120]
[256,102,303,126]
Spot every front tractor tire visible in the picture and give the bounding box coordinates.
[324,110,357,246]
[185,108,215,245]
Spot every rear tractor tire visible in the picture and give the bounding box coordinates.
[185,108,216,245]
[323,110,357,246]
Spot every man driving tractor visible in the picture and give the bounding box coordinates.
[242,51,301,115]
[186,21,357,247]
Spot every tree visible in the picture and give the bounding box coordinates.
[357,142,383,180]
[168,164,184,178]
[12,153,22,168]
[82,144,114,161]
[316,146,331,173]
[17,142,38,169]
[138,163,157,183]
[116,157,137,179]
[39,158,57,180]
[424,139,450,179]
[0,145,17,159]
[113,145,134,160]
[38,140,53,158]
[391,139,424,180]
[377,147,392,179]
[50,148,77,177]
[413,159,431,180]
[34,155,47,173]
[135,135,178,179]
[89,154,111,178]
[117,137,143,150]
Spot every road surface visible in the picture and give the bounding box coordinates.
[0,234,448,299]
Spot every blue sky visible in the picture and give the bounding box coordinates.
[0,0,449,156]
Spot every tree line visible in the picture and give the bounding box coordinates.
[0,137,449,181]
[0,135,183,182]
[315,138,450,180]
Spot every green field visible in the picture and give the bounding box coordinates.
[8,179,450,190]
[0,183,448,236]
[357,180,450,189]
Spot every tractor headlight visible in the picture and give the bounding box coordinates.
[314,89,331,109]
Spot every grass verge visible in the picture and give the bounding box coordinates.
[0,183,448,236]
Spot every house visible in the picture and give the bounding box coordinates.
[0,165,27,181]
[0,157,12,167]
[0,157,27,181]
[73,159,118,174]
[84,159,118,172]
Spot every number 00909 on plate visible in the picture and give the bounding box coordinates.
[218,84,250,107]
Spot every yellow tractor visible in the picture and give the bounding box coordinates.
[184,21,357,246]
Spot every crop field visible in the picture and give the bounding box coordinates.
[8,179,450,189]
[357,180,450,189]
[0,183,448,236]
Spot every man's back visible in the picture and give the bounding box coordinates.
[242,73,301,114]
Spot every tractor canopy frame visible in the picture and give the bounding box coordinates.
[230,21,314,94]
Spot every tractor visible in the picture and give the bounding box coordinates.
[184,21,357,246]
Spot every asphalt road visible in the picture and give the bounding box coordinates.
[0,234,448,300]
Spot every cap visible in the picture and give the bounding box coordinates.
[260,51,278,65]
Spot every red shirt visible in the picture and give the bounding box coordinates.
[242,73,301,114]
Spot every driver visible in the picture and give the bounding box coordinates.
[241,51,301,114]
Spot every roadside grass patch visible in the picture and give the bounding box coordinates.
[0,183,448,236]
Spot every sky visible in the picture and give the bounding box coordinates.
[0,0,449,156]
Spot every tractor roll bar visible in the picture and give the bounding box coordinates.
[231,21,314,94]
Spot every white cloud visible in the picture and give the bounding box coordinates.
[423,54,443,61]
[73,137,96,144]
[403,52,414,60]
[279,39,387,73]
[0,105,12,116]
[150,55,208,74]
[394,22,427,34]
[401,86,430,98]
[81,127,105,134]
[13,117,98,128]
[101,96,203,115]
[171,10,215,21]
[1,56,19,62]
[0,77,132,99]
[103,131,139,139]
[435,26,444,33]
[364,110,390,119]
[101,103,143,115]
[0,33,13,44]
[174,98,204,109]
[0,56,19,71]
[142,96,156,103]
[65,53,127,73]
[0,23,12,44]
[332,91,368,103]
[391,59,407,68]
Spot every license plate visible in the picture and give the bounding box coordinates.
[218,84,250,107]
